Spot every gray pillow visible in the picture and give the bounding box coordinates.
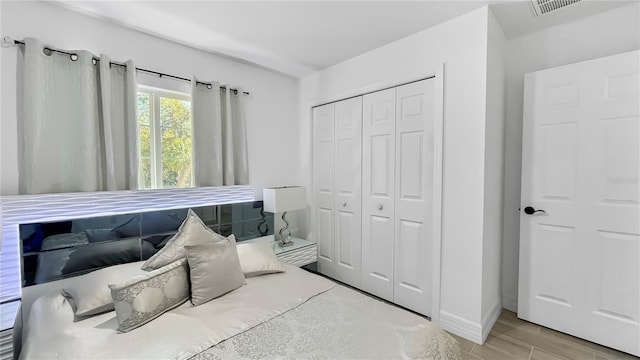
[109,259,190,333]
[85,229,120,243]
[141,209,225,271]
[62,238,152,275]
[61,261,148,318]
[185,234,245,306]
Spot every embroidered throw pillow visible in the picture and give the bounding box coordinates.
[109,259,189,333]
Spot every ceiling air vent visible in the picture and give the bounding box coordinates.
[530,0,582,16]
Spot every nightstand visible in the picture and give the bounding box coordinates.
[0,300,20,360]
[274,238,317,267]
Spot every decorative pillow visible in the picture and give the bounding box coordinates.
[185,235,245,306]
[237,239,286,277]
[109,259,189,333]
[61,261,148,318]
[141,209,225,271]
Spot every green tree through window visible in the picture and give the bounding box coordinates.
[138,89,192,189]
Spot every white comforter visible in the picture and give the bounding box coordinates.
[21,266,461,360]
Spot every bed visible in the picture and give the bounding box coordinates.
[21,264,460,360]
[18,206,461,359]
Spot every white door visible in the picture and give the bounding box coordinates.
[334,97,363,287]
[519,50,639,356]
[362,88,396,302]
[393,79,435,316]
[313,103,335,277]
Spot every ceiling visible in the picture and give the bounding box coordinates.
[49,0,636,78]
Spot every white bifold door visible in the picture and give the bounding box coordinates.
[519,50,639,356]
[361,78,436,316]
[361,87,396,302]
[313,103,335,277]
[313,77,437,317]
[313,97,362,288]
[334,98,363,287]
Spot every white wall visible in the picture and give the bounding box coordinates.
[300,6,493,337]
[501,3,640,312]
[481,7,506,337]
[0,1,300,196]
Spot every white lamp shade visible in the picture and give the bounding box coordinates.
[263,186,306,213]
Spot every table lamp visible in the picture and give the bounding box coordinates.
[263,186,306,247]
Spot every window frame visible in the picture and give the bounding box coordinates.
[138,85,193,190]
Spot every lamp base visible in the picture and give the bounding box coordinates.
[278,212,294,247]
[277,239,294,247]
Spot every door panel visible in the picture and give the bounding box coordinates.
[539,124,578,200]
[313,104,335,277]
[530,223,575,307]
[396,219,424,293]
[393,79,435,316]
[362,88,395,301]
[334,97,362,287]
[519,50,640,356]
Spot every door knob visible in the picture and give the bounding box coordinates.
[377,204,383,210]
[524,206,546,215]
[342,202,347,207]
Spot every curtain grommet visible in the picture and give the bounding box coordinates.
[70,54,78,61]
[43,48,52,56]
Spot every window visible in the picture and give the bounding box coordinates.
[137,87,193,189]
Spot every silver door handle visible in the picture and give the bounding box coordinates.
[377,204,383,210]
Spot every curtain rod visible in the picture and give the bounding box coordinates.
[12,40,250,96]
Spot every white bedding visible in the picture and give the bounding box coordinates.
[21,266,461,360]
[21,265,333,360]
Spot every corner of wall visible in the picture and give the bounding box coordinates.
[440,299,501,345]
[481,4,508,325]
[502,293,517,313]
[481,300,502,343]
[440,311,483,344]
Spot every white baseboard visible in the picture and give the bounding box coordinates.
[481,301,502,343]
[440,302,502,345]
[503,294,517,313]
[439,311,483,344]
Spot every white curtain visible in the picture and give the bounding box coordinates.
[20,38,138,194]
[192,78,249,186]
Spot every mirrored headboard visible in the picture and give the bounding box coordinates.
[19,201,273,286]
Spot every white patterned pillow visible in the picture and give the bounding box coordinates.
[141,208,225,271]
[109,259,189,333]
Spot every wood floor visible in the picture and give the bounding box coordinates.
[448,310,638,360]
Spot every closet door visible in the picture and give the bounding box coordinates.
[361,88,396,301]
[313,103,335,277]
[393,79,435,316]
[333,97,363,287]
